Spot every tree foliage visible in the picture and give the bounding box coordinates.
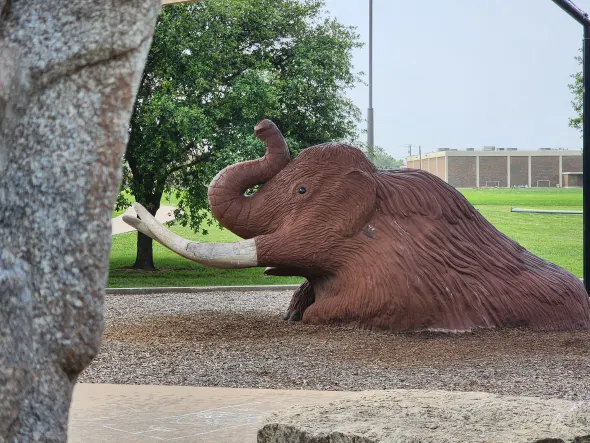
[356,142,404,170]
[370,146,404,170]
[120,0,363,268]
[568,53,583,134]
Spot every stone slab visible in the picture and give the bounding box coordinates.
[68,384,355,442]
[258,389,590,443]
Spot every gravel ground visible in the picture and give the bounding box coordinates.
[79,290,590,400]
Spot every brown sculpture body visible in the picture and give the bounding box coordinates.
[128,120,590,332]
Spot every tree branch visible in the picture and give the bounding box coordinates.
[165,150,214,176]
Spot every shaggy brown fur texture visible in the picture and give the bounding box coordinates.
[207,120,590,332]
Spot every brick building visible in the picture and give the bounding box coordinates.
[406,148,582,188]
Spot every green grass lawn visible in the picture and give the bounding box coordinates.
[108,187,583,288]
[459,187,582,207]
[458,187,582,278]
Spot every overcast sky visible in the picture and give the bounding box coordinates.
[321,0,587,159]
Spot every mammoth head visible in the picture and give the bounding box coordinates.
[207,119,291,239]
[125,120,378,274]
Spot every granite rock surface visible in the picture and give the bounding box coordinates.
[0,1,159,440]
[258,389,590,443]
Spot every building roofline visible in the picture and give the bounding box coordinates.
[407,150,582,161]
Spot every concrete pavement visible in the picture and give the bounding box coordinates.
[112,206,176,235]
[68,384,354,442]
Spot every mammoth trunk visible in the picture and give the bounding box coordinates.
[207,120,290,239]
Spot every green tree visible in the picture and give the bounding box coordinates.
[357,142,404,169]
[121,0,362,269]
[371,146,404,169]
[568,52,583,133]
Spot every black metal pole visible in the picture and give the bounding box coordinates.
[552,0,590,25]
[551,0,590,292]
[584,24,590,290]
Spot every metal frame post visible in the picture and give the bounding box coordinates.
[551,0,590,291]
[584,24,590,289]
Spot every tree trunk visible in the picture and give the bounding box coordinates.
[133,231,157,270]
[132,194,162,270]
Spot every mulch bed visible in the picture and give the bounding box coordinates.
[79,291,590,400]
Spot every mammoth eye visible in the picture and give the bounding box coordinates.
[297,187,307,195]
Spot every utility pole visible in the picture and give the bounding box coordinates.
[551,0,590,291]
[419,145,422,169]
[367,0,375,162]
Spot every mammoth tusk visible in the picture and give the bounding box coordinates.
[127,203,258,269]
[122,215,157,240]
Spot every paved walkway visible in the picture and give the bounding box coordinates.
[68,384,353,442]
[112,206,176,235]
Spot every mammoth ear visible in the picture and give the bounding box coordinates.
[332,169,377,238]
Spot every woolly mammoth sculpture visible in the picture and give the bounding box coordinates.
[125,120,590,332]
